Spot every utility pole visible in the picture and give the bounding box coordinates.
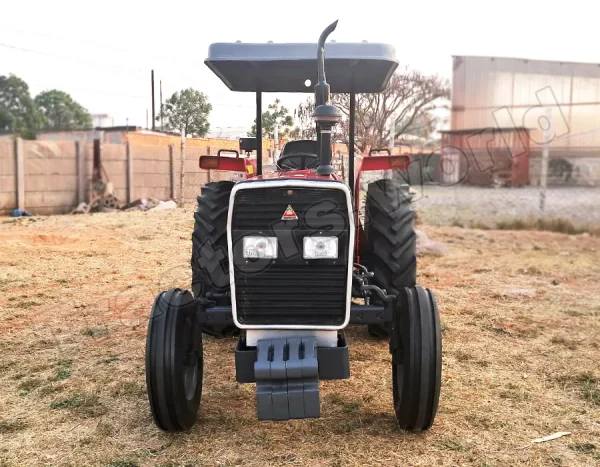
[160,79,164,132]
[146,109,149,130]
[151,70,156,131]
[540,108,551,213]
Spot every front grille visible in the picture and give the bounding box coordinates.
[235,264,347,325]
[230,184,350,326]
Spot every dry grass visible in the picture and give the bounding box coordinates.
[1,209,599,466]
[448,216,600,237]
[495,217,600,236]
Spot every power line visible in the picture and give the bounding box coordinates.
[0,41,213,84]
[0,42,256,109]
[17,80,255,110]
[2,27,183,64]
[0,42,147,74]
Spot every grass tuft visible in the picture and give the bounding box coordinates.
[54,359,73,381]
[82,327,109,338]
[557,372,600,406]
[569,443,596,454]
[50,392,107,417]
[0,419,27,433]
[50,393,85,410]
[438,438,468,452]
[17,378,42,395]
[110,381,145,398]
[550,335,579,350]
[495,217,600,236]
[107,461,140,467]
[98,355,120,364]
[13,300,40,309]
[341,402,361,414]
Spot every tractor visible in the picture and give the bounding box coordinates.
[145,20,442,432]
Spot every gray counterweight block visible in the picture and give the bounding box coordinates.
[253,337,320,420]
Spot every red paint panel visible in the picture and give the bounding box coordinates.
[359,155,411,172]
[199,155,246,172]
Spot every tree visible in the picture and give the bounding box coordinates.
[34,90,92,130]
[294,69,449,152]
[294,97,317,140]
[0,74,42,138]
[158,88,212,137]
[248,99,294,139]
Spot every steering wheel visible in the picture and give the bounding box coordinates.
[277,152,320,170]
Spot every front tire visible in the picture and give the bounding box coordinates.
[391,286,442,431]
[364,179,416,337]
[146,289,203,432]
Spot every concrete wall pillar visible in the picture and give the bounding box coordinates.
[14,137,24,211]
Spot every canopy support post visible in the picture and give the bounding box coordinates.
[348,92,355,194]
[256,91,262,176]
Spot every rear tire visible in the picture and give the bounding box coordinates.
[146,289,203,432]
[364,179,416,337]
[191,181,237,337]
[391,286,442,431]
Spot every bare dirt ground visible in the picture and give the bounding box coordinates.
[1,209,599,467]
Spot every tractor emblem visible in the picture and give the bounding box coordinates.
[281,205,298,220]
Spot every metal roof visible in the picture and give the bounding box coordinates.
[453,55,600,69]
[205,42,398,93]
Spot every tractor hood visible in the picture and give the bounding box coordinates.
[246,169,344,182]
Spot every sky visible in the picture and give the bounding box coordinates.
[1,0,599,135]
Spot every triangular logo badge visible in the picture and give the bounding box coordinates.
[281,205,298,220]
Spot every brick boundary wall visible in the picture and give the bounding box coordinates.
[0,138,263,216]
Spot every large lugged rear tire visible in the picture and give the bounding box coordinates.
[191,181,236,337]
[390,286,442,432]
[146,289,203,432]
[364,179,416,337]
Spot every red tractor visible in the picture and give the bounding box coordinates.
[145,21,441,432]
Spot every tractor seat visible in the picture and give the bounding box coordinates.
[277,140,320,170]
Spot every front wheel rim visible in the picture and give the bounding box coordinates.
[183,361,198,401]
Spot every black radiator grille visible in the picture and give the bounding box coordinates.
[235,265,347,325]
[231,184,350,326]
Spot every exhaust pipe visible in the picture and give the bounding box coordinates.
[314,20,342,176]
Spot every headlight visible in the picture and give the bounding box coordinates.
[303,236,338,259]
[243,236,278,259]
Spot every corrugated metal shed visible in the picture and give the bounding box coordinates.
[448,56,600,186]
[451,55,600,150]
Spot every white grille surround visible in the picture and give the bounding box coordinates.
[226,179,355,330]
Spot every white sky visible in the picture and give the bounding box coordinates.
[1,0,598,134]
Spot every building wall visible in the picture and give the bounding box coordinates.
[0,133,316,216]
[23,141,80,215]
[1,130,365,216]
[0,141,16,214]
[0,138,240,216]
[451,55,600,186]
[451,56,600,148]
